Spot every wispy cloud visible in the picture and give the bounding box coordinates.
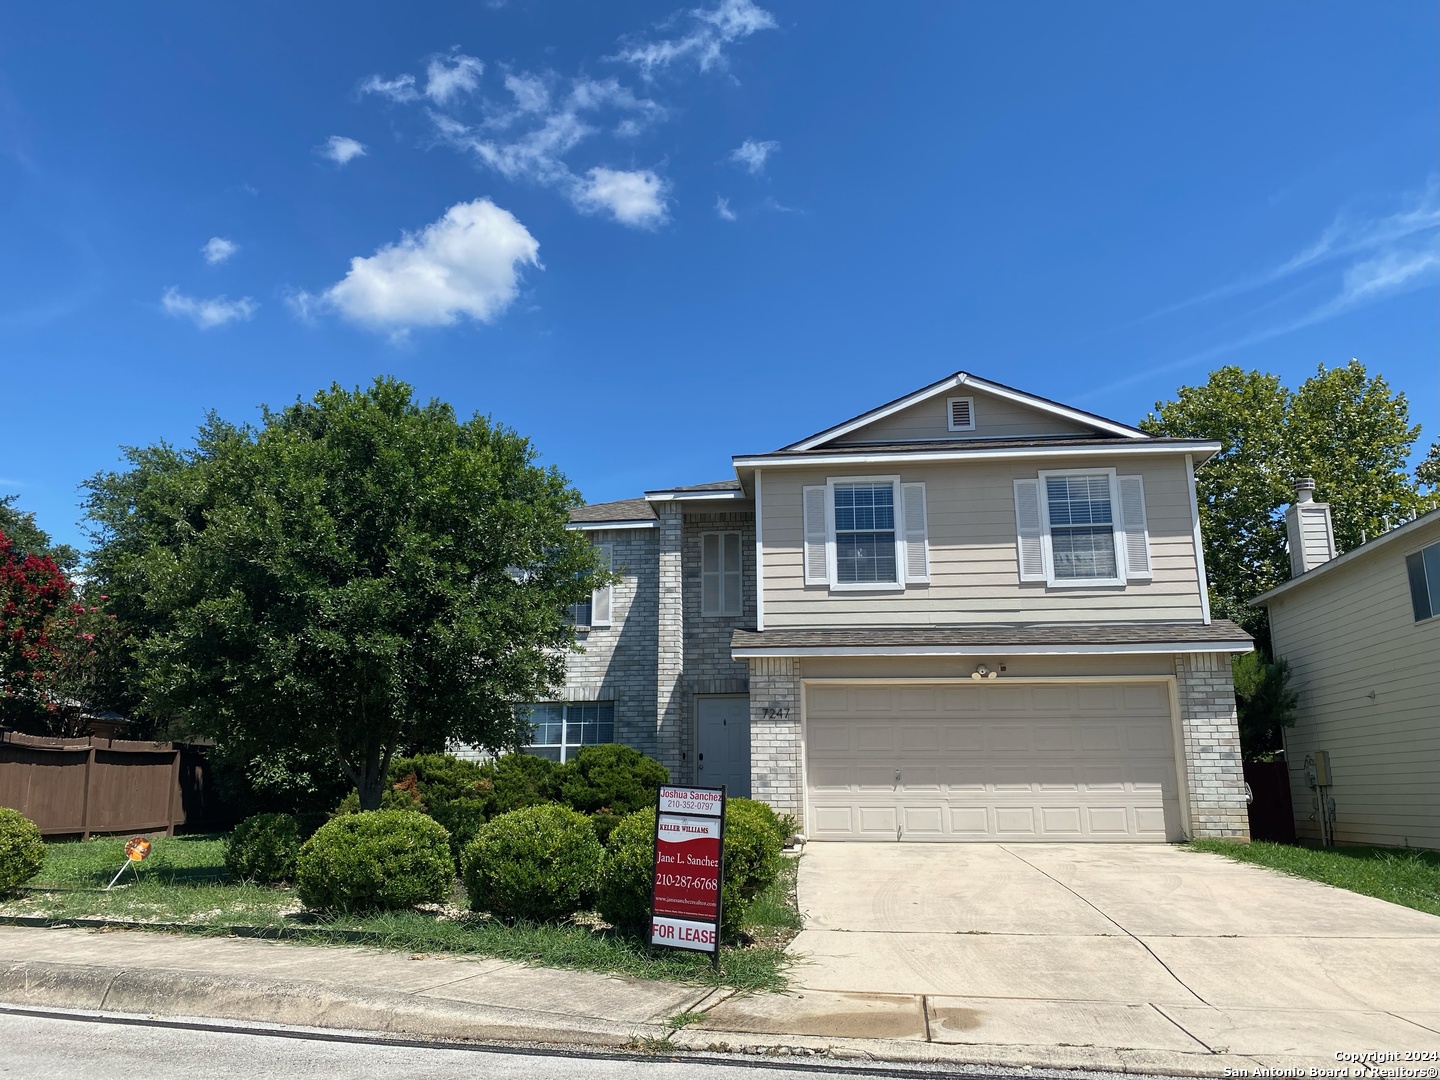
[425,52,484,104]
[160,288,257,329]
[1080,181,1440,402]
[293,198,539,335]
[715,195,736,221]
[318,135,366,165]
[201,236,238,265]
[1147,177,1440,320]
[359,73,420,103]
[729,138,778,174]
[573,167,668,228]
[612,0,777,78]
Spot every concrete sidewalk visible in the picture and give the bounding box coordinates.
[1,923,1425,1076]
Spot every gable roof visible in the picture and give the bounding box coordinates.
[568,498,657,527]
[781,371,1148,452]
[1252,507,1440,606]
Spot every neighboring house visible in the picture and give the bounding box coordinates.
[1253,487,1440,850]
[465,372,1254,843]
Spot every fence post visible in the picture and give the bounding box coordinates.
[80,740,98,841]
[166,745,182,836]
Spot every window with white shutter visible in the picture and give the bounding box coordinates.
[1117,475,1152,580]
[590,544,613,626]
[1013,479,1046,581]
[802,485,829,585]
[901,482,929,583]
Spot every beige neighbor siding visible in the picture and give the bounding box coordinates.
[1270,516,1440,850]
[832,388,1098,444]
[761,455,1204,626]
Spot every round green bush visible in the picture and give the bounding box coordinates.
[462,804,602,922]
[597,799,784,939]
[554,745,667,843]
[476,752,559,817]
[0,808,45,892]
[225,812,302,883]
[388,754,491,856]
[296,810,454,912]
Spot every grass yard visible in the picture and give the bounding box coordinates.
[1,835,802,992]
[1190,839,1440,916]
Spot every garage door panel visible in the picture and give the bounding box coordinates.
[805,680,1182,843]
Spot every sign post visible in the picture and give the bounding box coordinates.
[649,784,726,969]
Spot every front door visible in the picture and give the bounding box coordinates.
[696,696,751,797]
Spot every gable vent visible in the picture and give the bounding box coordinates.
[947,396,975,432]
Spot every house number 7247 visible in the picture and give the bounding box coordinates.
[761,706,791,719]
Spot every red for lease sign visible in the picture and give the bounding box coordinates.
[650,785,725,956]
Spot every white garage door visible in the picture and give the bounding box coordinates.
[805,681,1183,842]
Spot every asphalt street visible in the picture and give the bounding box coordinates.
[0,1008,1069,1080]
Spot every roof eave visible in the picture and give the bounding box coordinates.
[733,439,1222,469]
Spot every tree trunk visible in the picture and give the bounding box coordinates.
[356,748,386,811]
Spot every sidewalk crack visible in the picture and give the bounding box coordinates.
[998,846,1210,1006]
[97,969,125,1011]
[1148,1001,1216,1053]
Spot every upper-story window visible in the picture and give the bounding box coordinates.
[566,543,612,629]
[701,531,743,616]
[1046,474,1117,580]
[802,477,929,590]
[1014,469,1151,588]
[1406,540,1440,622]
[834,482,898,585]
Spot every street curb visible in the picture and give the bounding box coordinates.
[0,960,664,1050]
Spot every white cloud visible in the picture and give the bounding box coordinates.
[715,195,736,221]
[201,237,238,264]
[613,0,777,77]
[503,72,550,114]
[425,52,484,104]
[730,137,778,174]
[319,135,367,165]
[572,168,668,228]
[313,199,539,331]
[359,73,419,102]
[160,288,257,329]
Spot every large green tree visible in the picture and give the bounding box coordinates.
[1142,360,1433,640]
[84,378,604,809]
[0,496,80,572]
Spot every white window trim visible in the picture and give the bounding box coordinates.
[946,396,976,432]
[1037,467,1126,588]
[589,543,614,628]
[700,530,744,617]
[826,475,906,592]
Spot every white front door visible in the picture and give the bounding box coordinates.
[697,696,751,797]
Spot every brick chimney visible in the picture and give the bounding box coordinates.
[1284,477,1336,577]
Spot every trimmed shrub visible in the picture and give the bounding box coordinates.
[554,745,667,843]
[225,812,302,883]
[0,808,45,892]
[296,810,454,912]
[387,754,490,856]
[476,752,558,817]
[598,798,784,939]
[330,786,422,817]
[462,804,602,922]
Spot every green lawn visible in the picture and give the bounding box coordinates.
[2,835,801,992]
[1190,839,1440,916]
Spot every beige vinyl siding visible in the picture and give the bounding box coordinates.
[1270,516,1440,850]
[832,388,1097,444]
[761,455,1204,626]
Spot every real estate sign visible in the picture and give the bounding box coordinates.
[650,785,726,959]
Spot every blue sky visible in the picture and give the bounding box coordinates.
[2,2,1437,552]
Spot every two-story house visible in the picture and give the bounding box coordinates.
[505,372,1253,843]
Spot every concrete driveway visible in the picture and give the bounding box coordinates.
[703,843,1440,1067]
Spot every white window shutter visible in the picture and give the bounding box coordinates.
[901,482,929,584]
[1013,479,1045,582]
[802,485,829,585]
[590,544,613,626]
[1118,475,1152,580]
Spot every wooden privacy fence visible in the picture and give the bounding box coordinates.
[0,732,229,838]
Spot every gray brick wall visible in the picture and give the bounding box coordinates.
[655,504,686,776]
[746,656,803,819]
[1175,651,1250,839]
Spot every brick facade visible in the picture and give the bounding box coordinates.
[746,656,803,819]
[1174,651,1250,839]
